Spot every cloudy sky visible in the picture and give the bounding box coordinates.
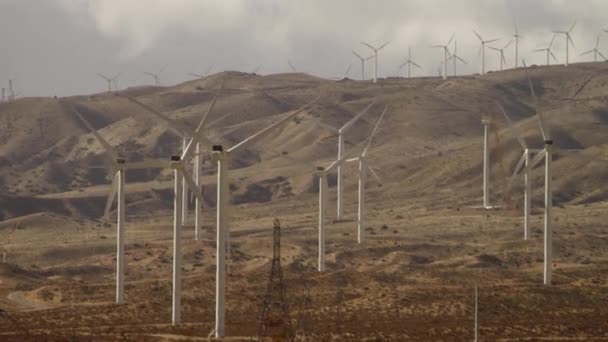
[1,0,607,97]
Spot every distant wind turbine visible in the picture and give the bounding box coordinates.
[553,21,577,66]
[352,51,374,80]
[98,73,121,92]
[287,60,297,72]
[144,64,167,86]
[534,35,558,66]
[448,40,467,76]
[361,41,391,83]
[513,22,523,68]
[432,34,455,80]
[581,34,606,62]
[489,40,512,71]
[399,47,422,79]
[473,31,500,75]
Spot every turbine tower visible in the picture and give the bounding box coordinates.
[447,40,468,76]
[361,41,391,83]
[481,114,492,209]
[352,51,373,80]
[581,34,606,62]
[488,41,512,72]
[399,47,422,79]
[432,34,454,80]
[211,96,320,338]
[534,35,558,66]
[8,79,15,101]
[553,21,577,66]
[144,64,167,86]
[473,31,500,75]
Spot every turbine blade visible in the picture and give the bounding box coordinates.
[503,40,513,49]
[361,41,376,51]
[569,20,577,32]
[362,105,390,157]
[343,63,352,78]
[456,56,468,64]
[599,51,607,60]
[378,40,391,51]
[568,34,576,48]
[227,95,321,154]
[446,33,455,46]
[65,101,119,164]
[473,30,483,42]
[508,152,528,187]
[104,174,119,218]
[411,61,423,69]
[580,50,594,56]
[367,165,382,184]
[352,51,364,60]
[522,60,550,141]
[550,51,559,63]
[118,94,195,138]
[124,159,170,169]
[158,64,168,75]
[341,102,376,131]
[180,167,204,203]
[485,38,500,44]
[528,149,547,170]
[496,102,528,150]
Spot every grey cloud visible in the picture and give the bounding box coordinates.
[1,0,607,96]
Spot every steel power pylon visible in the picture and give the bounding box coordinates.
[258,218,293,338]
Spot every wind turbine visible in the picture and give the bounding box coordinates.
[62,101,200,313]
[473,31,500,75]
[514,22,523,68]
[581,34,606,62]
[553,21,577,66]
[432,34,455,80]
[97,73,121,92]
[345,105,389,243]
[287,60,297,72]
[315,103,375,221]
[361,41,391,83]
[497,103,544,240]
[399,47,422,79]
[447,40,468,76]
[523,60,554,285]
[352,51,374,80]
[189,65,215,79]
[119,89,221,239]
[489,41,512,72]
[7,79,16,101]
[144,64,167,86]
[211,96,320,338]
[534,35,558,66]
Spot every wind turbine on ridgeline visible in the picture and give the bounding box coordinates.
[352,51,374,80]
[399,47,422,79]
[97,73,121,92]
[513,22,523,68]
[534,35,558,66]
[361,40,391,83]
[473,31,500,75]
[448,40,468,76]
[287,60,297,72]
[488,40,512,72]
[432,33,454,80]
[553,21,577,66]
[581,34,606,62]
[190,65,215,79]
[144,64,167,86]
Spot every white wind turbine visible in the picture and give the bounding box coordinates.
[489,41,512,72]
[119,90,221,240]
[534,35,558,66]
[316,102,375,221]
[481,114,492,209]
[553,21,577,66]
[513,22,523,68]
[447,40,468,76]
[316,105,387,270]
[212,96,320,338]
[473,31,500,75]
[399,47,422,79]
[581,34,606,62]
[144,64,167,86]
[189,65,215,79]
[97,73,121,92]
[352,51,374,81]
[497,103,543,240]
[523,61,554,285]
[432,34,454,80]
[361,41,391,83]
[345,105,389,244]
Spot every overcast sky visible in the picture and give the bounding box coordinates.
[1,0,607,97]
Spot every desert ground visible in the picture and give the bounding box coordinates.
[1,63,608,340]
